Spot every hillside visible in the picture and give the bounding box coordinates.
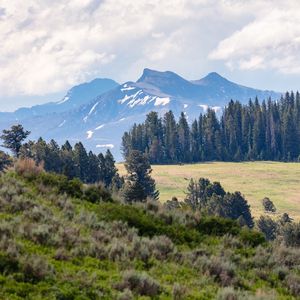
[0,165,300,299]
[117,162,300,219]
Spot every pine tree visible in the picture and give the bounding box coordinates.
[87,151,100,183]
[103,149,117,187]
[73,142,89,182]
[122,150,159,203]
[1,125,30,157]
[163,111,179,163]
[178,112,190,162]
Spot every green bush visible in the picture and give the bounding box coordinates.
[116,270,161,297]
[83,184,112,203]
[97,203,202,245]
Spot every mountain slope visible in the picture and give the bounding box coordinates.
[0,78,119,121]
[0,69,281,160]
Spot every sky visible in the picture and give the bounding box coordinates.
[1,0,300,111]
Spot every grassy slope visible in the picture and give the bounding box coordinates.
[117,162,300,219]
[0,170,299,299]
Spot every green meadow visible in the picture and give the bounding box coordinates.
[117,161,300,219]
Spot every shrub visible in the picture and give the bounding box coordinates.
[38,172,83,199]
[281,222,300,247]
[108,238,128,261]
[116,270,161,297]
[97,202,202,245]
[149,235,174,260]
[256,216,278,240]
[21,255,54,282]
[0,151,12,172]
[216,287,238,300]
[14,158,44,178]
[172,283,187,300]
[239,228,265,247]
[262,197,276,213]
[196,216,240,236]
[0,251,19,274]
[196,255,236,286]
[272,244,300,268]
[118,289,133,300]
[83,184,112,203]
[285,274,300,296]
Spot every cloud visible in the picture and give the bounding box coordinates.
[209,1,300,74]
[1,0,300,102]
[0,0,243,98]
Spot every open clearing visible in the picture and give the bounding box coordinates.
[117,162,300,219]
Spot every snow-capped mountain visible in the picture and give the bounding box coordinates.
[0,78,118,121]
[0,69,281,160]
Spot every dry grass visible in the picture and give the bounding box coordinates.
[117,162,300,219]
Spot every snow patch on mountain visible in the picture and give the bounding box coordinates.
[83,101,99,122]
[57,96,70,105]
[121,84,136,92]
[154,97,170,106]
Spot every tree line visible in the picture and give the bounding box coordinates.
[122,92,300,163]
[0,125,158,201]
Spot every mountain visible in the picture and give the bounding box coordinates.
[0,78,119,121]
[0,69,281,160]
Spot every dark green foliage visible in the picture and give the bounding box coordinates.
[83,184,112,203]
[122,150,159,203]
[279,213,293,225]
[195,216,240,236]
[1,124,30,157]
[262,197,276,213]
[282,223,300,247]
[19,138,121,187]
[185,178,253,228]
[97,202,202,245]
[122,93,300,162]
[257,216,278,240]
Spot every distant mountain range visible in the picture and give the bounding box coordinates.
[0,69,281,160]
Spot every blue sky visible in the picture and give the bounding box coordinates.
[1,0,300,111]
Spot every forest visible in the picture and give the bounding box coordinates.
[122,92,300,163]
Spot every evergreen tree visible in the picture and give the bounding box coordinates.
[178,112,190,162]
[73,142,89,182]
[1,125,30,157]
[103,149,118,187]
[122,150,159,203]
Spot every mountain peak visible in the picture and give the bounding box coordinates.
[137,68,184,84]
[201,72,228,82]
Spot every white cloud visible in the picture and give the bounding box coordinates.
[0,0,243,98]
[1,0,300,102]
[209,1,300,74]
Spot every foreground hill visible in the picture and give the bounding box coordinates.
[117,161,300,220]
[0,166,299,299]
[0,69,280,160]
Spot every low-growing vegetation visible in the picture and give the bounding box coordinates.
[0,158,299,299]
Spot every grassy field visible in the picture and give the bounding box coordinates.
[117,161,300,219]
